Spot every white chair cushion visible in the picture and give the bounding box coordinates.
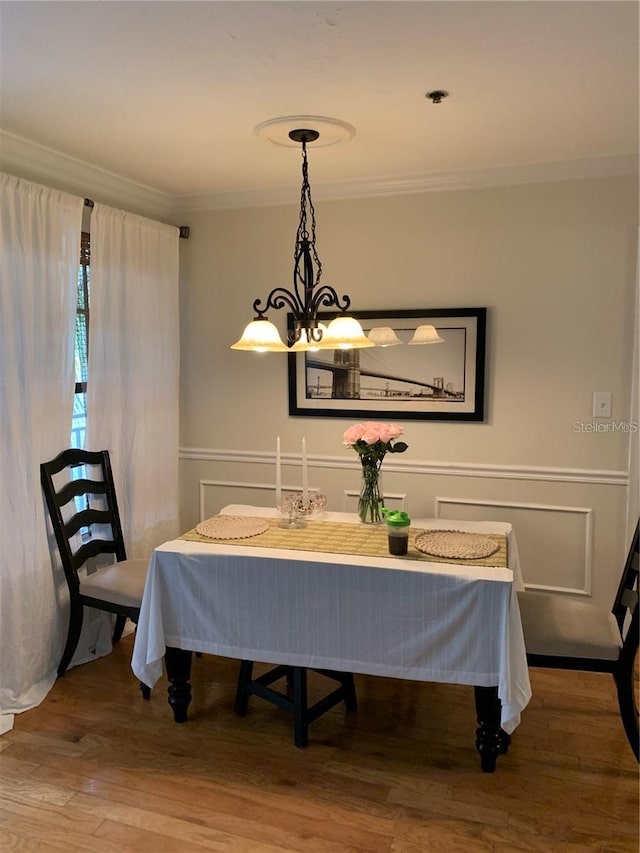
[80,559,148,609]
[517,591,622,661]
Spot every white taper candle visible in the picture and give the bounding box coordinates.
[275,436,282,505]
[302,437,309,505]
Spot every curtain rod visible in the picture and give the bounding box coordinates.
[83,197,189,239]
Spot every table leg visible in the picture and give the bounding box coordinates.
[165,647,192,723]
[474,685,511,773]
[234,660,254,716]
[292,667,309,749]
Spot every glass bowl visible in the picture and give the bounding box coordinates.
[299,492,327,518]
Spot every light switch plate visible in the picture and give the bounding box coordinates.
[592,391,612,418]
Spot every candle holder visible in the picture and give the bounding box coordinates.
[276,491,307,529]
[297,492,327,519]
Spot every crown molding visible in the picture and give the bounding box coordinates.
[170,154,638,212]
[0,130,174,220]
[1,129,636,216]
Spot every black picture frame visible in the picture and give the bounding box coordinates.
[287,307,486,421]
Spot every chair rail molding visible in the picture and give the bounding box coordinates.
[179,447,629,486]
[435,496,594,596]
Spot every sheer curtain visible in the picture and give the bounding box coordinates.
[627,229,639,542]
[0,173,83,734]
[86,203,179,559]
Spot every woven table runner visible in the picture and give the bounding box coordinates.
[179,518,508,568]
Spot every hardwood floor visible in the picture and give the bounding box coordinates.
[1,636,637,852]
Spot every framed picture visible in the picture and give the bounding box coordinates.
[287,307,487,421]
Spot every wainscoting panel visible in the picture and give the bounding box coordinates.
[180,448,628,607]
[435,497,593,595]
[199,480,276,522]
[198,480,408,520]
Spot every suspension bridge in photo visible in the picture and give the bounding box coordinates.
[305,354,463,400]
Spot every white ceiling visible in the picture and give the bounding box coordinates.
[0,0,638,210]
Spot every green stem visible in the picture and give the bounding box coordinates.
[358,461,384,524]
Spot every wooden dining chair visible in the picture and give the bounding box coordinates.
[517,520,639,761]
[41,448,150,698]
[234,662,358,748]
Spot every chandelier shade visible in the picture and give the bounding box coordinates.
[231,125,367,352]
[230,319,288,352]
[367,326,402,347]
[408,324,444,345]
[322,316,374,350]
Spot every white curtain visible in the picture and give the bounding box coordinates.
[627,229,639,542]
[0,173,83,734]
[86,204,179,559]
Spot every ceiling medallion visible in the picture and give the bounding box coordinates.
[254,115,356,148]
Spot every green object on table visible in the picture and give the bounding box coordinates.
[381,508,411,527]
[382,508,411,555]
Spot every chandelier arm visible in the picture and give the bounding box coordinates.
[309,284,351,315]
[253,288,303,321]
[306,326,324,342]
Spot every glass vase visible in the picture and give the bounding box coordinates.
[358,464,384,524]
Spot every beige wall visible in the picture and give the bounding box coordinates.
[5,157,635,613]
[178,175,638,608]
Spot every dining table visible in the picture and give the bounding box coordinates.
[131,503,532,772]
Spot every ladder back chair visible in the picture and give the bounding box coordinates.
[518,519,639,761]
[41,448,150,698]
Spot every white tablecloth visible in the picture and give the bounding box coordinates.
[132,505,531,733]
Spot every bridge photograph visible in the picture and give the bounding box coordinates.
[304,326,467,402]
[287,309,486,421]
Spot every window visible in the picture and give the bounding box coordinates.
[71,232,89,449]
[71,232,92,536]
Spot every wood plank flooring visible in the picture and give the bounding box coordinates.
[1,636,637,852]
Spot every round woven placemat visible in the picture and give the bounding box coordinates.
[195,515,269,540]
[414,530,500,560]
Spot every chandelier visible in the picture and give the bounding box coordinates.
[231,128,372,353]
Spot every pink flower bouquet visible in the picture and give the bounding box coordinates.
[343,422,408,523]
